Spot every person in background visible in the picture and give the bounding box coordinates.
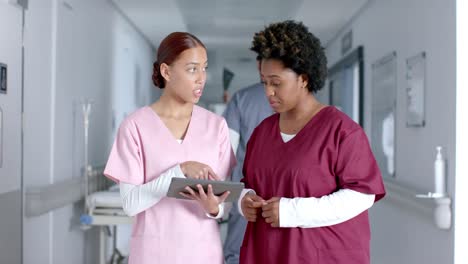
[238,20,386,264]
[222,56,273,264]
[104,32,236,264]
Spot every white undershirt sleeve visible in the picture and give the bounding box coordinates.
[205,203,225,219]
[228,128,240,155]
[120,164,185,217]
[120,164,226,219]
[279,189,375,228]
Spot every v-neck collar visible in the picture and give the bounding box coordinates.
[146,105,196,146]
[275,106,331,145]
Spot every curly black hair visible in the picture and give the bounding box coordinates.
[251,20,328,93]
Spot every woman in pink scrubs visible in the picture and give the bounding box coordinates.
[239,21,386,264]
[104,32,236,264]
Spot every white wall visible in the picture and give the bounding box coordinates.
[109,5,159,139]
[23,0,155,263]
[323,0,456,263]
[454,1,468,263]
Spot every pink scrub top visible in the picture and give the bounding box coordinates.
[240,106,386,264]
[104,105,236,264]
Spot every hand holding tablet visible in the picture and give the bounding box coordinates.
[167,178,244,203]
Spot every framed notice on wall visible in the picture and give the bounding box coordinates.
[406,52,426,127]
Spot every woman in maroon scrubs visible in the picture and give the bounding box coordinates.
[239,20,386,264]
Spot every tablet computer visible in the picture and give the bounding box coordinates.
[167,178,244,203]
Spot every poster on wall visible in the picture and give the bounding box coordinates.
[371,52,397,178]
[406,52,426,127]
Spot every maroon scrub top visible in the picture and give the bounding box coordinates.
[240,106,386,264]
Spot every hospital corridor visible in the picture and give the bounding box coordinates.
[1,0,467,263]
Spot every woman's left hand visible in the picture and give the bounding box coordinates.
[179,184,230,216]
[262,197,281,227]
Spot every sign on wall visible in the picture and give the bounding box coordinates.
[406,52,426,127]
[0,63,6,94]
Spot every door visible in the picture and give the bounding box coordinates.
[328,46,364,125]
[0,2,23,263]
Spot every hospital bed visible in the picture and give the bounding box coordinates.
[82,184,131,226]
[79,168,132,264]
[74,100,131,263]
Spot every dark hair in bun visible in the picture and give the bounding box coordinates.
[152,32,206,88]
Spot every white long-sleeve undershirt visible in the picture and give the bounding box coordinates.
[120,164,225,219]
[228,128,240,155]
[120,164,183,217]
[119,140,224,218]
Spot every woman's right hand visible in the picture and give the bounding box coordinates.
[241,193,266,222]
[180,161,219,180]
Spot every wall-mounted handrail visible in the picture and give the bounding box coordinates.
[24,167,111,218]
[383,178,452,230]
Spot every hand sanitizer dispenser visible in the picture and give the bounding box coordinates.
[415,146,451,229]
